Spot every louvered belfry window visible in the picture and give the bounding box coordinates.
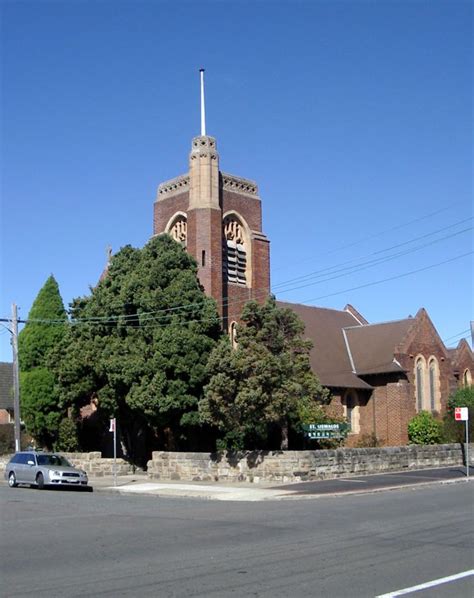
[223,216,247,285]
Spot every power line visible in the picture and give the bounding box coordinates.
[273,216,472,289]
[16,220,472,327]
[271,201,467,273]
[12,250,472,330]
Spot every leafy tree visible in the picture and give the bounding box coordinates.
[18,275,67,448]
[199,297,329,450]
[442,385,474,442]
[54,235,221,462]
[408,411,442,445]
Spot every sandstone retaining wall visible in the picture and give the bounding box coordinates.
[147,444,472,483]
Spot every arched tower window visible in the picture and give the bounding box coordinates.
[428,357,440,412]
[166,213,187,247]
[415,356,426,412]
[223,215,247,285]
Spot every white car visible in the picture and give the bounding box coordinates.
[4,451,91,491]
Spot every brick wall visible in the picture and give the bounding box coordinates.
[153,192,189,235]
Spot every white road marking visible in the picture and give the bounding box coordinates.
[375,569,474,597]
[337,478,367,483]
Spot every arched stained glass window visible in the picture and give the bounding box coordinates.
[463,369,472,387]
[429,359,436,412]
[416,357,425,412]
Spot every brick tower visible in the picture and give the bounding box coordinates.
[153,71,270,329]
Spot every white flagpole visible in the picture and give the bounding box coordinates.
[200,68,206,136]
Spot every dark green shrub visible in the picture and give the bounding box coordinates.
[55,418,80,452]
[408,411,442,445]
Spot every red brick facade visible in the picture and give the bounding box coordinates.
[153,136,270,326]
[152,132,472,447]
[327,310,473,446]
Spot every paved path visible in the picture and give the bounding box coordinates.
[91,465,473,501]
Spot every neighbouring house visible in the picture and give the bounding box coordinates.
[0,362,14,424]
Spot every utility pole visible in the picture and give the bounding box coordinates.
[11,303,21,452]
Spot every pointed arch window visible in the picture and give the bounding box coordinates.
[428,357,439,411]
[229,321,238,349]
[223,216,247,285]
[463,369,472,387]
[415,357,425,412]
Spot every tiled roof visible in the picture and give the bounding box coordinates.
[0,362,14,410]
[344,319,413,375]
[277,302,373,389]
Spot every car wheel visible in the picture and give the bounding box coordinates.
[36,472,45,490]
[8,472,17,488]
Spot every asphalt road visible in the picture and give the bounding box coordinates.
[1,482,473,597]
[275,465,473,495]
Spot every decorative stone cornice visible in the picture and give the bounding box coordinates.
[157,174,189,200]
[221,172,258,196]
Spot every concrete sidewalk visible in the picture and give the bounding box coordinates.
[90,466,473,501]
[90,473,292,501]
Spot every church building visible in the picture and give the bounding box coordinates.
[153,72,270,334]
[152,71,473,446]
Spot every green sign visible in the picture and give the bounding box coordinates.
[302,422,349,439]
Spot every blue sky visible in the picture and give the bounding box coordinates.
[1,0,472,360]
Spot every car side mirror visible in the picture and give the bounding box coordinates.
[27,460,35,466]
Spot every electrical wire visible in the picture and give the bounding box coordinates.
[18,220,472,326]
[14,250,472,330]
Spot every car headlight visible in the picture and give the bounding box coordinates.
[81,470,88,477]
[50,470,61,477]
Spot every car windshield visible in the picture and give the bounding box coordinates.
[37,455,72,467]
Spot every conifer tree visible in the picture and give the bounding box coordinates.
[55,235,221,462]
[18,275,67,448]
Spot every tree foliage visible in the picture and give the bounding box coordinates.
[199,297,329,450]
[54,235,221,461]
[18,275,67,448]
[20,368,63,448]
[18,275,67,371]
[55,418,80,452]
[442,385,474,442]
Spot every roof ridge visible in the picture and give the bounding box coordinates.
[343,317,413,330]
[276,301,348,315]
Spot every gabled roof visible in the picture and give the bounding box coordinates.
[344,319,414,375]
[448,338,474,372]
[0,362,14,410]
[277,302,373,389]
